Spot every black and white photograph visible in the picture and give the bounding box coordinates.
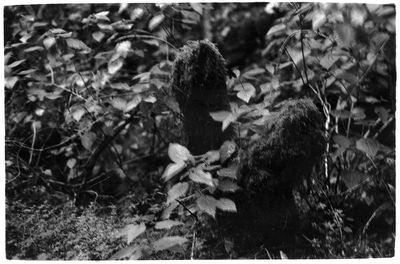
[2,1,396,260]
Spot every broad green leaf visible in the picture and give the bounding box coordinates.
[351,107,366,120]
[216,198,237,212]
[334,23,356,46]
[217,165,238,180]
[81,131,96,150]
[43,37,56,49]
[375,106,389,123]
[66,38,90,51]
[144,95,157,103]
[312,10,326,30]
[8,59,26,68]
[203,150,220,164]
[149,14,165,30]
[219,140,237,164]
[49,28,67,34]
[189,168,214,187]
[109,245,142,260]
[167,182,189,204]
[108,58,124,74]
[66,158,76,169]
[217,180,239,193]
[209,111,231,122]
[110,97,127,111]
[168,143,193,164]
[5,76,18,89]
[320,54,338,70]
[18,69,36,75]
[116,41,131,57]
[162,201,179,219]
[267,23,286,36]
[162,162,186,182]
[71,108,85,122]
[154,220,183,230]
[196,195,217,218]
[152,236,188,252]
[333,135,352,149]
[341,170,369,189]
[94,11,110,21]
[110,83,131,90]
[125,95,142,112]
[126,223,146,244]
[209,111,236,131]
[356,138,380,157]
[280,251,288,259]
[92,31,105,42]
[24,46,44,53]
[190,3,203,14]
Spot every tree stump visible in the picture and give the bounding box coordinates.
[170,40,235,155]
[171,40,325,254]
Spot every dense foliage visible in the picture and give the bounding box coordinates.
[4,2,395,259]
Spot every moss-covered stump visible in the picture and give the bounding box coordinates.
[221,98,325,251]
[170,40,235,155]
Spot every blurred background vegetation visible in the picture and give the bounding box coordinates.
[4,2,395,259]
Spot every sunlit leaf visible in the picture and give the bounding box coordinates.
[5,76,18,89]
[126,95,142,112]
[66,158,77,169]
[216,198,237,212]
[162,162,186,182]
[43,37,56,49]
[152,236,188,252]
[219,140,237,164]
[189,168,214,187]
[72,108,86,122]
[154,220,183,230]
[92,31,105,42]
[108,58,124,74]
[209,111,231,122]
[280,251,288,259]
[8,59,26,68]
[24,46,44,53]
[94,11,110,21]
[203,150,220,164]
[66,38,91,52]
[110,83,131,90]
[168,143,193,164]
[267,24,286,36]
[110,97,127,111]
[149,14,165,31]
[190,3,203,14]
[116,41,131,57]
[144,95,157,103]
[109,245,142,260]
[312,9,326,30]
[167,182,189,204]
[126,223,146,244]
[196,195,217,218]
